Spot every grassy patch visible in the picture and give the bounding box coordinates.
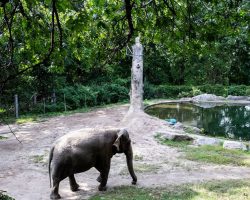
[155,134,192,148]
[134,155,144,161]
[31,155,45,164]
[0,136,8,140]
[90,179,250,200]
[155,135,250,166]
[120,163,160,175]
[185,145,250,166]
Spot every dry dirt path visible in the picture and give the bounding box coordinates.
[1,105,250,200]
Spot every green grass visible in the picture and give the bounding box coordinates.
[90,179,250,200]
[0,136,8,140]
[31,155,45,164]
[155,134,250,166]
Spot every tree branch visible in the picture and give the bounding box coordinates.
[54,2,63,48]
[0,0,59,92]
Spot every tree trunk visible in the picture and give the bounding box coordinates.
[128,37,144,114]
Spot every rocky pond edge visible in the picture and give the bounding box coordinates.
[145,93,250,151]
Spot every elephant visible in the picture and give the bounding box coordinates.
[48,128,137,199]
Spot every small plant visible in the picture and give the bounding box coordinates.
[134,154,143,161]
[0,136,8,140]
[245,88,250,96]
[31,155,45,163]
[0,192,15,200]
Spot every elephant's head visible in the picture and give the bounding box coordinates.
[112,129,137,185]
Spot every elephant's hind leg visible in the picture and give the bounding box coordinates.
[69,174,79,192]
[50,178,61,199]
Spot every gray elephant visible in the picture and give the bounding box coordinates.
[48,128,137,199]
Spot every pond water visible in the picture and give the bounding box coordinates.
[146,103,250,141]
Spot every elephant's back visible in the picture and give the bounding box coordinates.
[54,128,119,151]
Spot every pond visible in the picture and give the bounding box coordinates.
[146,103,250,141]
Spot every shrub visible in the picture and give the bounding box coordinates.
[198,84,227,96]
[246,88,250,96]
[228,85,247,96]
[0,192,15,200]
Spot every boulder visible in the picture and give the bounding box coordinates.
[184,125,202,134]
[193,137,221,146]
[156,131,194,141]
[223,141,247,151]
[226,95,250,101]
[173,122,184,130]
[192,94,225,102]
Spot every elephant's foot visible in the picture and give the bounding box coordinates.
[70,183,80,192]
[98,185,107,191]
[50,192,61,199]
[132,179,137,185]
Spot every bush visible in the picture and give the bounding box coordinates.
[197,84,227,96]
[246,88,250,96]
[0,192,15,200]
[228,85,247,96]
[2,78,249,116]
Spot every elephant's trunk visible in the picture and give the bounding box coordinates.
[125,145,137,184]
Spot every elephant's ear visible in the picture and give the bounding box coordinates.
[121,130,131,144]
[112,129,130,154]
[112,136,120,153]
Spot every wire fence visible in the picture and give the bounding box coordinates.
[1,92,70,118]
[0,87,128,119]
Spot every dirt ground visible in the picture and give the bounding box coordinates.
[1,105,250,200]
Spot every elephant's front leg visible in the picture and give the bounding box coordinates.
[69,174,79,192]
[96,159,111,191]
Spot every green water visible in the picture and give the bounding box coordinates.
[146,103,250,141]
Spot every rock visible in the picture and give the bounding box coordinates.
[180,97,192,101]
[192,94,225,102]
[156,131,194,141]
[173,122,184,130]
[193,137,221,146]
[226,95,250,101]
[184,126,201,134]
[223,141,247,151]
[193,102,224,108]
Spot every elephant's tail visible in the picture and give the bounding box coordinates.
[48,145,55,188]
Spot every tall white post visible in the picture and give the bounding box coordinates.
[14,94,19,118]
[128,37,144,113]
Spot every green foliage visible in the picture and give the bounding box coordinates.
[0,192,15,200]
[2,81,250,117]
[0,0,249,104]
[228,85,248,96]
[246,89,250,96]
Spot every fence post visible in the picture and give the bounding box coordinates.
[14,94,19,118]
[84,94,87,108]
[64,93,67,112]
[52,89,56,103]
[43,98,46,114]
[34,93,37,105]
